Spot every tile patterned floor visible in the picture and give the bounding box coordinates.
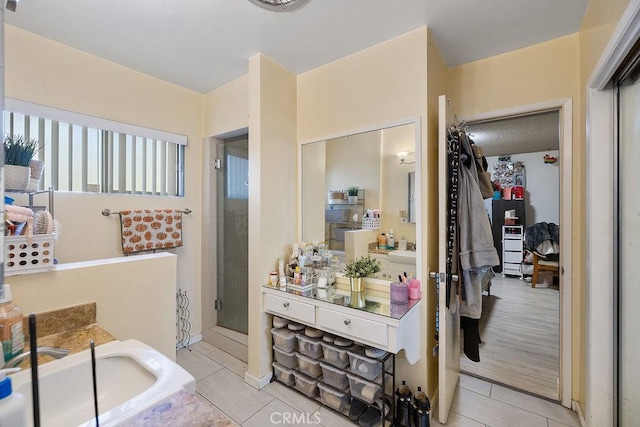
[177,341,580,427]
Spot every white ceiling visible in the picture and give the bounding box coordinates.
[4,0,589,94]
[468,111,560,157]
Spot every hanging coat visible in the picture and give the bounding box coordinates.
[457,132,500,319]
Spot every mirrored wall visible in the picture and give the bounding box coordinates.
[301,122,417,253]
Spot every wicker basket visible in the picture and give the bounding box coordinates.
[362,217,381,230]
[5,229,57,276]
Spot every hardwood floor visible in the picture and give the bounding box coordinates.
[460,275,560,400]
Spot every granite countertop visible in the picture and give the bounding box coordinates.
[16,302,117,368]
[21,323,117,368]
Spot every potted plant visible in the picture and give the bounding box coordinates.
[344,255,381,293]
[347,186,360,204]
[4,134,42,190]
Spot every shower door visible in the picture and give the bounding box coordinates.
[215,136,248,335]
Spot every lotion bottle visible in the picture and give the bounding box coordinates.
[0,285,24,363]
[387,229,395,250]
[0,368,26,427]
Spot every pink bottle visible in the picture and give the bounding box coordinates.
[408,279,421,299]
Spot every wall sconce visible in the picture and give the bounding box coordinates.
[396,151,415,165]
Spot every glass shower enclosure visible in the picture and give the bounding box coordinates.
[215,135,248,335]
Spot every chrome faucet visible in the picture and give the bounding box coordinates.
[3,347,70,369]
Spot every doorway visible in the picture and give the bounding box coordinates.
[458,99,573,407]
[202,133,250,362]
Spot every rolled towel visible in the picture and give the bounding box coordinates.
[5,205,35,241]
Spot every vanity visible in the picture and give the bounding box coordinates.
[263,282,421,362]
[263,280,420,425]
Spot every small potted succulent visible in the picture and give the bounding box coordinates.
[344,255,381,293]
[347,186,360,204]
[4,134,43,190]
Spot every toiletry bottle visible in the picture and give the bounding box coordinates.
[0,368,26,427]
[0,286,24,363]
[378,233,387,250]
[387,229,395,250]
[399,236,408,251]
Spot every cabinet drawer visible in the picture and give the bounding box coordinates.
[264,293,315,325]
[503,251,522,263]
[504,240,522,251]
[503,263,522,275]
[317,308,387,347]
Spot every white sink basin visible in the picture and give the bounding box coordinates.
[388,250,417,265]
[11,339,195,427]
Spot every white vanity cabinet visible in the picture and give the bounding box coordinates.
[262,286,421,363]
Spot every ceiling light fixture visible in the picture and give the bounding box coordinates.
[6,0,19,12]
[247,0,311,12]
[396,151,415,165]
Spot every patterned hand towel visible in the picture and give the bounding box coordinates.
[119,209,183,254]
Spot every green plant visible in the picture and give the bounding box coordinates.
[347,186,360,197]
[4,134,42,166]
[344,255,381,278]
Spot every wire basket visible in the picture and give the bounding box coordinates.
[362,217,381,230]
[5,226,58,275]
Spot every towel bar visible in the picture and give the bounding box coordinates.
[101,208,192,216]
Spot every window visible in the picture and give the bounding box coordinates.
[3,100,186,196]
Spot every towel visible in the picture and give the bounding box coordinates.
[119,209,183,254]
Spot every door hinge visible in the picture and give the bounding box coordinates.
[213,158,222,170]
[214,299,222,310]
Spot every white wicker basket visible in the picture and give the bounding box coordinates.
[362,217,381,230]
[5,230,57,276]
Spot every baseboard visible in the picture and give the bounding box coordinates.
[176,334,202,349]
[244,371,272,390]
[572,400,586,427]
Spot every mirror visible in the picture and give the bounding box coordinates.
[301,122,417,255]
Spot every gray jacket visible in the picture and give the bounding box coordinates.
[457,133,499,319]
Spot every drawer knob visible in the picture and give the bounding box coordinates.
[283,302,290,308]
[344,319,351,325]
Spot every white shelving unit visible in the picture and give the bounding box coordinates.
[502,225,523,278]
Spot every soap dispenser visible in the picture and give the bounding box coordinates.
[0,367,26,426]
[387,229,395,250]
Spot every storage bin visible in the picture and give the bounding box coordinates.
[296,333,323,359]
[320,341,350,368]
[347,373,382,404]
[318,382,350,412]
[347,350,382,381]
[271,327,297,352]
[296,352,322,378]
[273,345,297,369]
[286,280,315,297]
[319,361,349,391]
[5,232,57,276]
[272,362,295,386]
[292,370,320,398]
[272,316,289,329]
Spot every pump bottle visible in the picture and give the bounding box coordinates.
[0,367,26,426]
[0,285,24,363]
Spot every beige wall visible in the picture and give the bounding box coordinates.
[9,253,177,359]
[247,54,298,382]
[4,25,205,339]
[578,0,630,412]
[298,27,432,395]
[203,74,249,138]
